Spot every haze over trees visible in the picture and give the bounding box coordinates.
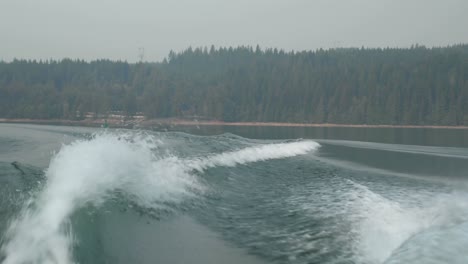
[0,44,467,125]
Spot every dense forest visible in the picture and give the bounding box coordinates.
[1,44,468,125]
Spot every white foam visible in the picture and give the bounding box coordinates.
[347,182,428,264]
[384,192,468,264]
[1,134,197,264]
[189,141,320,171]
[1,133,318,264]
[348,181,468,264]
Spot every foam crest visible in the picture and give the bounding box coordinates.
[189,141,320,171]
[384,192,468,264]
[348,181,468,264]
[347,182,427,264]
[1,133,199,264]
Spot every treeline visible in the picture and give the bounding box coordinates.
[1,44,468,125]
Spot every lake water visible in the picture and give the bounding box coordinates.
[1,123,468,264]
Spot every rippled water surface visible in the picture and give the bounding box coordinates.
[1,123,468,264]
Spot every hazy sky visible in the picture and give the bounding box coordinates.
[1,0,467,62]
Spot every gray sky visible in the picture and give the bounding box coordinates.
[1,0,467,62]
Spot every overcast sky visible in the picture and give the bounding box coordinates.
[1,0,467,62]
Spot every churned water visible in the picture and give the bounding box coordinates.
[1,124,468,264]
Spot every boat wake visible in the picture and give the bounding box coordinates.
[0,132,318,264]
[2,131,468,264]
[347,181,468,264]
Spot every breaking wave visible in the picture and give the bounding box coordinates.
[0,132,318,264]
[347,181,468,264]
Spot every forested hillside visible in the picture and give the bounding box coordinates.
[1,45,468,125]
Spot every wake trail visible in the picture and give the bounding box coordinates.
[188,141,319,171]
[345,181,468,264]
[0,133,319,264]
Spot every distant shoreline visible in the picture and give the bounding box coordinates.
[2,118,468,130]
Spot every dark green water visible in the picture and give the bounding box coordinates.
[1,123,468,264]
